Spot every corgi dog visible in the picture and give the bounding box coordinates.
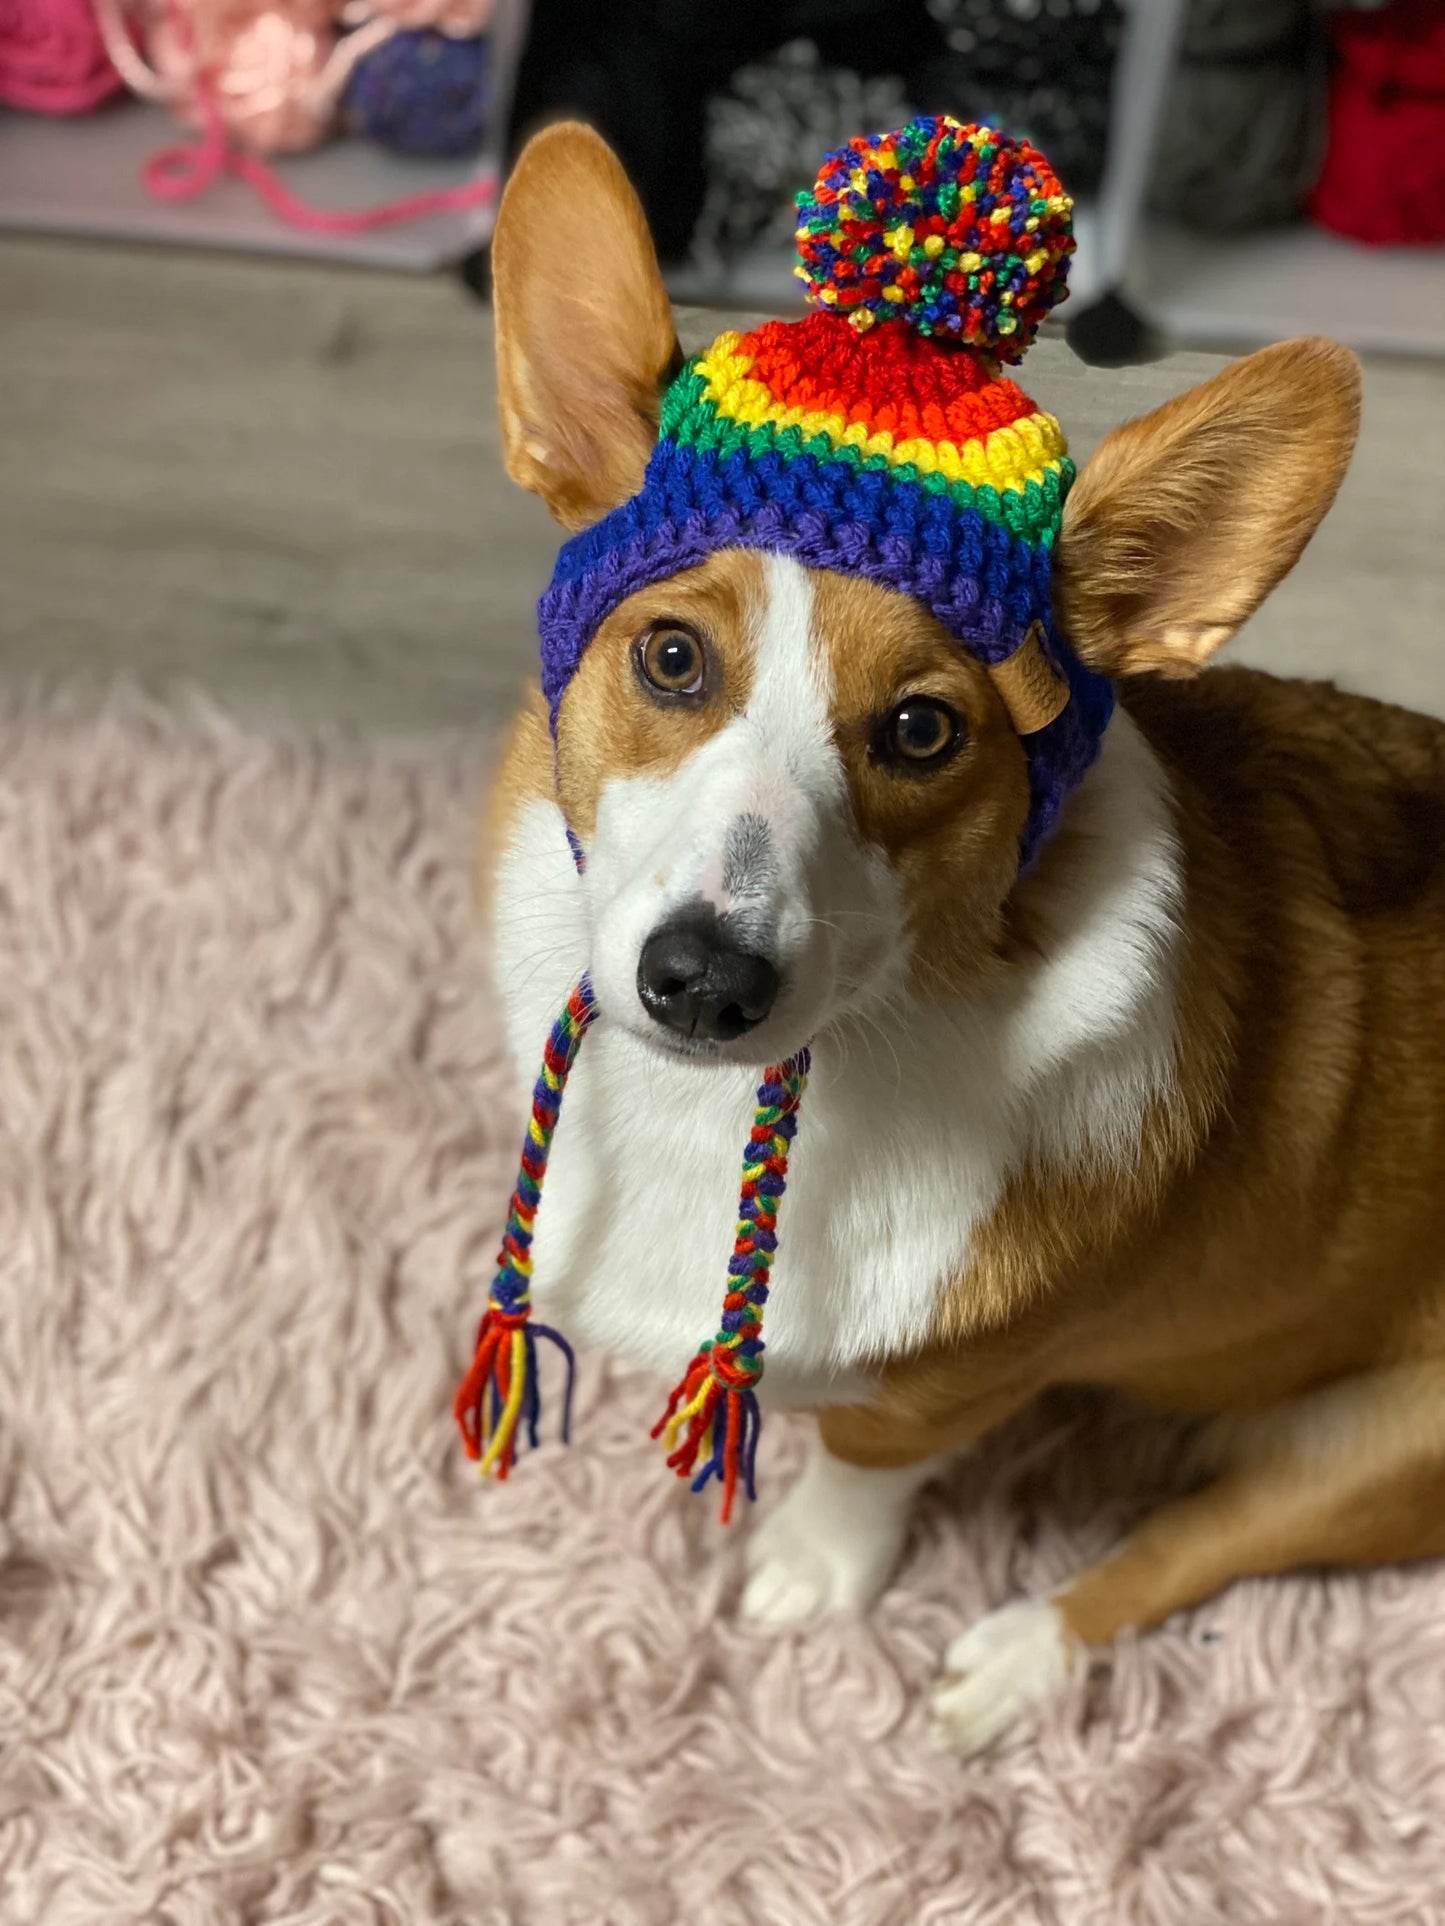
[479,121,1445,1754]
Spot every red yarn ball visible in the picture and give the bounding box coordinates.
[0,0,124,115]
[1308,0,1445,247]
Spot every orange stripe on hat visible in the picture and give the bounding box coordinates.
[737,313,1040,446]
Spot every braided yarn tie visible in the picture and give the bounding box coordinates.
[452,957,812,1517]
[454,975,596,1478]
[652,1050,811,1523]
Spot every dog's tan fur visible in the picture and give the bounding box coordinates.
[487,124,1445,1657]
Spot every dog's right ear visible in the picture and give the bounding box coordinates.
[492,122,679,532]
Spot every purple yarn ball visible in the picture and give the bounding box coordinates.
[342,29,489,159]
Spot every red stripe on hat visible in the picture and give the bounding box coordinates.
[735,312,1038,447]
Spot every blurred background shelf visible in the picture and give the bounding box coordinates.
[3,0,1443,362]
[0,100,497,273]
[0,0,528,271]
[1132,220,1445,358]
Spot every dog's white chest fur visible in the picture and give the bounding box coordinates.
[490,711,1181,1409]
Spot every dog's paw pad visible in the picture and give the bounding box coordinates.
[929,1600,1080,1756]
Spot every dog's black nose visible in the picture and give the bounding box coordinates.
[637,906,779,1042]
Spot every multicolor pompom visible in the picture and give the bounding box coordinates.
[794,114,1074,360]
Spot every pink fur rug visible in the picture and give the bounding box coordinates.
[3,704,1444,1925]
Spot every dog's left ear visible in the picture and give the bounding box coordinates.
[1054,337,1361,678]
[492,121,679,531]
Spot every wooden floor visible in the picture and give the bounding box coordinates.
[3,233,1444,733]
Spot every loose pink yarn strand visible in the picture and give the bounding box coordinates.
[92,0,496,236]
[144,79,497,232]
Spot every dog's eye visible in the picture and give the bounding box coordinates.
[874,698,961,770]
[637,624,706,699]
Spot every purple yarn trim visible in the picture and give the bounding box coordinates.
[538,443,1113,867]
[540,514,1046,719]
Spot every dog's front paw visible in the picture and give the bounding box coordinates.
[740,1497,904,1625]
[929,1600,1082,1755]
[738,1448,928,1626]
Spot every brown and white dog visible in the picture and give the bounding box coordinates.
[482,124,1445,1752]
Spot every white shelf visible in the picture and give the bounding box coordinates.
[1132,220,1445,358]
[0,99,496,271]
[7,97,1443,360]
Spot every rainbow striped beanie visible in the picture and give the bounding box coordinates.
[539,114,1114,866]
[457,120,1115,1525]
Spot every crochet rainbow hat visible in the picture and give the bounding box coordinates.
[539,114,1112,865]
[457,117,1113,1519]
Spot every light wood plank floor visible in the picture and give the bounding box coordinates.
[3,235,1443,733]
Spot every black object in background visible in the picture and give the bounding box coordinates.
[1149,0,1326,232]
[913,0,1124,199]
[695,42,915,263]
[506,0,945,262]
[696,1,1124,264]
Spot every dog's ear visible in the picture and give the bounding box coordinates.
[492,121,679,531]
[1054,337,1361,678]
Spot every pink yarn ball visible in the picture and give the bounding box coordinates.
[0,0,125,114]
[102,0,487,161]
[148,0,339,153]
[215,9,337,152]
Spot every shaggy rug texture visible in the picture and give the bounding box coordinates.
[2,705,1444,1926]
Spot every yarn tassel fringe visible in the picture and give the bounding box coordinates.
[454,1305,577,1480]
[652,1049,810,1522]
[454,971,812,1518]
[652,1341,764,1525]
[454,975,596,1478]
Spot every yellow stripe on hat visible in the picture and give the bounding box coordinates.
[694,333,1069,497]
